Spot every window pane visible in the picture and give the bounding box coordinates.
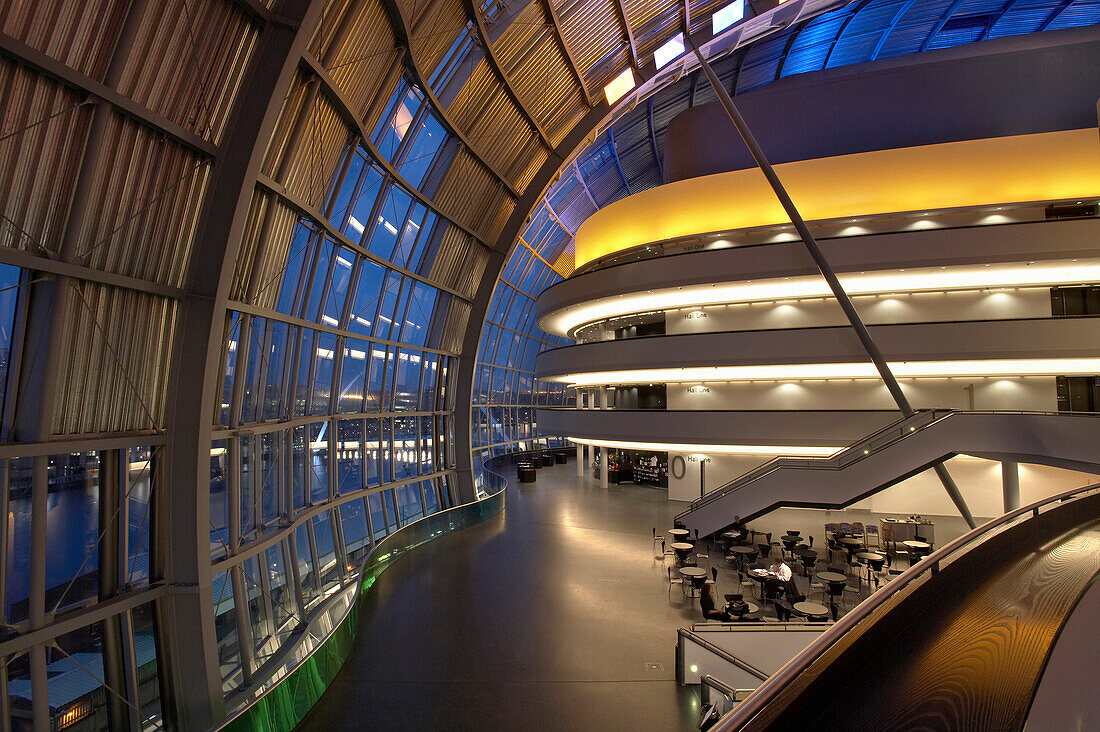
[323,248,355,327]
[259,432,281,526]
[5,457,33,624]
[212,570,242,692]
[265,542,297,645]
[399,112,446,188]
[311,512,339,592]
[292,426,307,512]
[239,437,256,541]
[309,422,330,503]
[369,184,413,263]
[0,264,21,417]
[394,349,421,412]
[367,492,386,541]
[339,499,370,560]
[372,81,419,163]
[210,441,229,557]
[347,260,386,337]
[343,161,384,243]
[397,481,423,523]
[337,419,363,495]
[126,446,153,586]
[47,452,99,611]
[46,622,108,729]
[294,523,319,606]
[401,282,436,348]
[132,602,164,728]
[338,339,368,414]
[311,332,337,416]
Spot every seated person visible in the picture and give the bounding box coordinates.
[770,555,793,582]
[699,583,730,621]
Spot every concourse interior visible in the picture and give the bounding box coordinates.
[5,0,1100,729]
[300,459,885,731]
[299,460,699,730]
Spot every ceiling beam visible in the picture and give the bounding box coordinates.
[539,0,595,106]
[462,0,558,155]
[612,0,642,72]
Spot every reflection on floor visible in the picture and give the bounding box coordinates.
[298,462,702,731]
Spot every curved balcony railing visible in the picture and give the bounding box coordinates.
[710,479,1100,731]
[216,460,515,731]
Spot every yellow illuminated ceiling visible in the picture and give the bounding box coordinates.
[573,129,1100,269]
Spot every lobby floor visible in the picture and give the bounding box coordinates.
[299,461,701,730]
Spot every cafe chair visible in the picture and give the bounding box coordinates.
[737,570,757,598]
[667,566,684,597]
[694,531,710,570]
[757,542,771,561]
[851,521,865,539]
[652,527,664,555]
[863,523,880,549]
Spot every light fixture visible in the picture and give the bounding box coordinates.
[604,67,636,105]
[654,33,685,69]
[552,358,1100,386]
[712,0,745,34]
[541,259,1100,335]
[568,437,838,456]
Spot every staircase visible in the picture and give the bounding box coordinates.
[676,410,1100,536]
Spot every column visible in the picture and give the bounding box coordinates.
[576,387,584,476]
[1002,460,1020,513]
[599,386,608,489]
[600,446,608,491]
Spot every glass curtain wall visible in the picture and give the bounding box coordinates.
[471,207,574,490]
[207,75,462,704]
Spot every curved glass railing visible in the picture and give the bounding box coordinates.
[710,479,1100,731]
[216,458,515,731]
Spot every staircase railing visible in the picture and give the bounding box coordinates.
[678,410,1094,519]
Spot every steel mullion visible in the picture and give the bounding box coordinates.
[119,608,143,730]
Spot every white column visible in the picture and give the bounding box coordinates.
[600,446,608,491]
[599,385,609,489]
[1002,460,1020,512]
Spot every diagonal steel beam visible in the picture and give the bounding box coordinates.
[690,42,975,529]
[539,0,595,106]
[612,0,641,72]
[463,0,557,154]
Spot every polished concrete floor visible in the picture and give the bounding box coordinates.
[299,461,703,730]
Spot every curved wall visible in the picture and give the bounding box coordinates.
[664,26,1100,182]
[536,218,1100,332]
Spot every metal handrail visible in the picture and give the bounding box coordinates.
[701,675,756,710]
[683,409,946,512]
[710,480,1100,731]
[678,628,771,682]
[680,409,1097,515]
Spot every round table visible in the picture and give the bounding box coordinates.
[794,601,830,621]
[816,571,847,620]
[855,551,884,587]
[838,536,863,562]
[780,535,804,559]
[679,566,708,597]
[902,540,930,550]
[729,545,756,571]
[671,542,694,565]
[669,528,690,541]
